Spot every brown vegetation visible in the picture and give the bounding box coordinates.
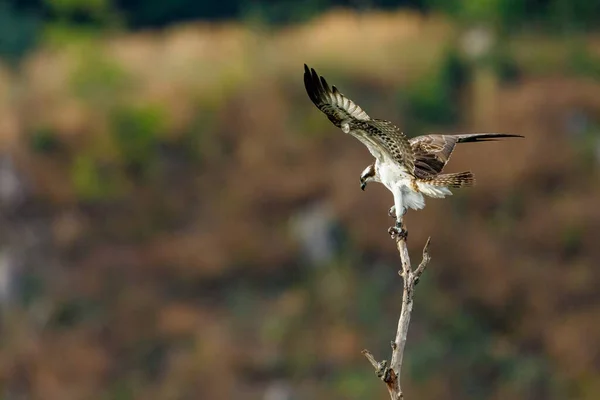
[1,10,600,400]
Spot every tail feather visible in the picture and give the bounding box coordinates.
[426,171,475,188]
[456,133,523,143]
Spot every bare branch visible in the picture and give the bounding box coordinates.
[361,349,380,370]
[414,236,432,278]
[363,223,432,400]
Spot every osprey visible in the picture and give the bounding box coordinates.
[303,64,523,238]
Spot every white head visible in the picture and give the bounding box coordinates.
[359,163,378,191]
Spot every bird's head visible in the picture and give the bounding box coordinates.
[360,163,377,191]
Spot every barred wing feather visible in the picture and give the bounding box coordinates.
[304,64,415,172]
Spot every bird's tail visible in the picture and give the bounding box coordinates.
[456,133,523,143]
[426,171,475,188]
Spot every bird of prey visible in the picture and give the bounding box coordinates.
[303,64,523,238]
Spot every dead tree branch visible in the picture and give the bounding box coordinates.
[362,227,432,400]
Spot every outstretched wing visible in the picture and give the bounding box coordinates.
[359,119,415,173]
[410,133,523,178]
[304,64,415,171]
[303,64,370,127]
[410,135,459,178]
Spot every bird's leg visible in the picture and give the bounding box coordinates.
[388,190,408,240]
[388,205,407,219]
[388,209,408,240]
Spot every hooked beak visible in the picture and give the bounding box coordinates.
[360,181,366,191]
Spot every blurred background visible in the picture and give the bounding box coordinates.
[0,0,600,399]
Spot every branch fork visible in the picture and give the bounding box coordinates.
[362,224,432,400]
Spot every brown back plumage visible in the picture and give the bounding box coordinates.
[410,133,523,179]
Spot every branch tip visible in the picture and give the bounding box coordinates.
[414,236,432,278]
[423,236,431,253]
[362,349,379,369]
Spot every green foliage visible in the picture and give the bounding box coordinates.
[333,368,379,399]
[424,0,527,29]
[45,0,111,16]
[567,42,600,79]
[505,35,600,78]
[43,0,121,31]
[241,0,326,26]
[356,271,388,327]
[66,101,167,201]
[402,47,467,130]
[71,154,125,200]
[547,0,600,31]
[0,1,40,64]
[5,4,600,399]
[29,127,61,154]
[9,0,600,67]
[50,298,102,328]
[69,47,132,105]
[110,103,166,179]
[43,22,106,47]
[423,0,600,32]
[18,271,45,306]
[136,339,167,379]
[408,310,553,397]
[561,224,583,257]
[489,49,520,83]
[175,100,221,163]
[104,381,136,400]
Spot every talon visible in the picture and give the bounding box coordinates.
[387,225,408,240]
[399,228,408,240]
[388,206,396,218]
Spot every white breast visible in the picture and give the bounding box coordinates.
[376,158,426,211]
[376,158,412,191]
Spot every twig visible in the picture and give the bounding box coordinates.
[362,223,432,400]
